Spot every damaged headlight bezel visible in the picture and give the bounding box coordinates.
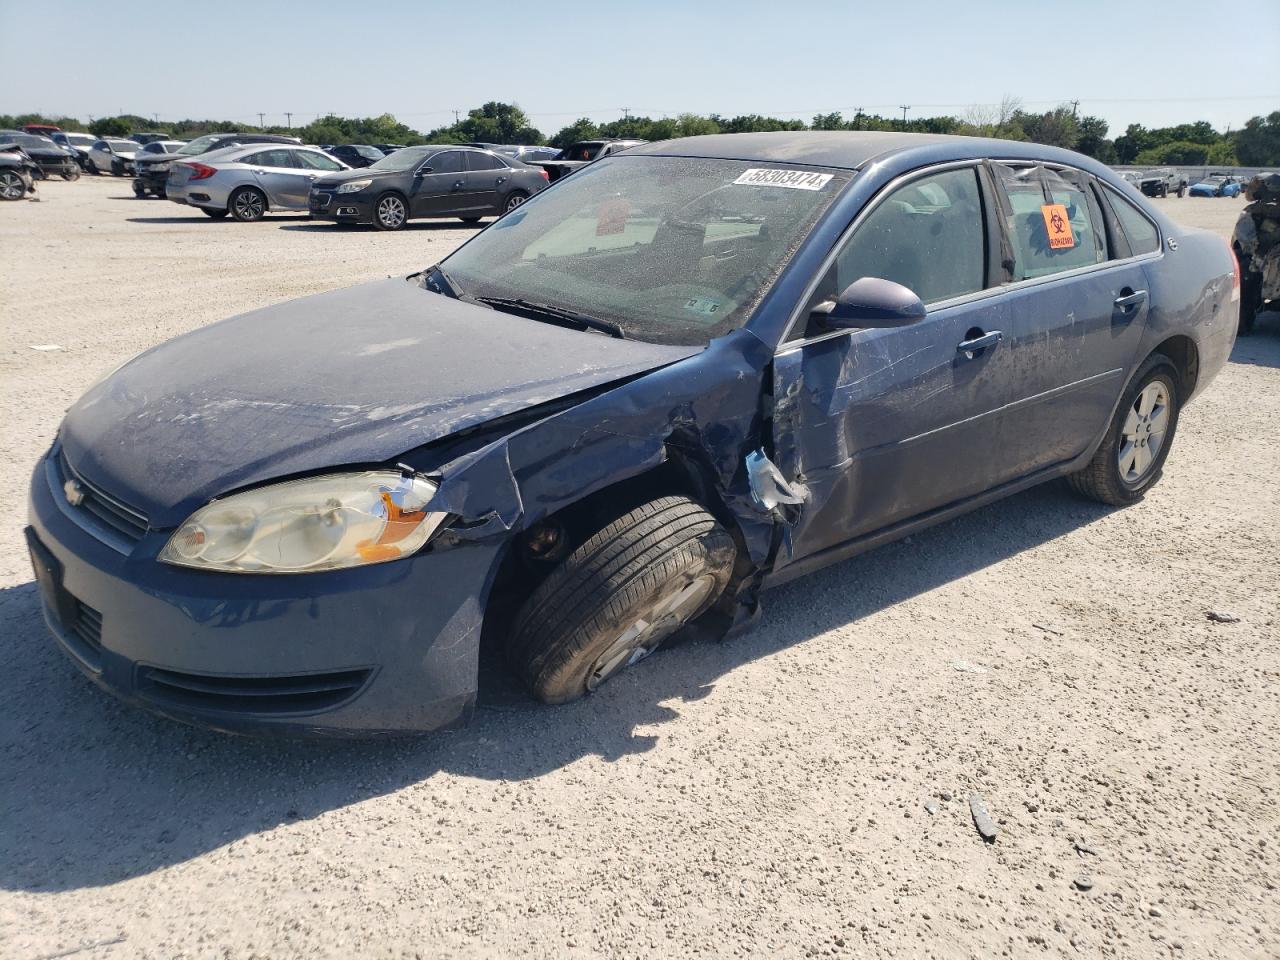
[158,470,448,574]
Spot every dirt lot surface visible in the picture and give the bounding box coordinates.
[1,177,1277,959]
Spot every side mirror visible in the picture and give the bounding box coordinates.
[414,167,431,177]
[810,277,926,330]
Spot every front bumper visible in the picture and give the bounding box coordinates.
[309,189,372,223]
[27,447,501,737]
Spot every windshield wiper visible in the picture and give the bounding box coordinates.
[475,296,626,339]
[422,263,467,299]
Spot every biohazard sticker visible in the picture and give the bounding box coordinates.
[1041,203,1075,249]
[732,168,833,190]
[596,198,631,236]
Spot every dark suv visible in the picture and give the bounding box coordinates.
[133,132,301,198]
[328,144,386,168]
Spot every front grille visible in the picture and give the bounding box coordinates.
[56,451,150,543]
[310,192,332,208]
[138,667,373,716]
[72,602,103,649]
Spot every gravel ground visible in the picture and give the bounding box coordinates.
[1,177,1277,960]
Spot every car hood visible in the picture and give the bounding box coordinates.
[314,168,385,186]
[24,146,70,158]
[58,278,699,527]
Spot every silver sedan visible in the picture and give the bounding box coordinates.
[165,144,349,221]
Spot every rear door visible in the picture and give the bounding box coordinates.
[985,163,1151,479]
[772,164,1020,564]
[411,149,469,217]
[243,148,313,208]
[464,151,510,212]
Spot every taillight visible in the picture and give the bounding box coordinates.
[184,162,216,181]
[1227,237,1241,303]
[539,169,549,181]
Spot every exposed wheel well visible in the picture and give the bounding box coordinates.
[476,448,750,668]
[1151,335,1199,400]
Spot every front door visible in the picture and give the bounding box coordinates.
[411,149,469,217]
[772,165,1020,566]
[244,148,313,209]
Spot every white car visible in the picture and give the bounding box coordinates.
[87,139,138,176]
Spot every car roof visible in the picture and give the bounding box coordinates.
[626,131,1112,172]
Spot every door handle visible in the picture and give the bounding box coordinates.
[957,330,1003,359]
[452,180,464,190]
[1114,289,1148,312]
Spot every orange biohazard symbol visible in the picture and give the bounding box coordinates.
[1041,203,1075,249]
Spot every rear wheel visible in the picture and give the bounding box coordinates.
[1239,270,1262,335]
[373,192,407,230]
[1067,354,1181,506]
[61,168,80,182]
[85,159,99,175]
[503,190,529,214]
[132,180,146,197]
[507,496,736,704]
[228,186,267,222]
[201,207,228,219]
[0,170,27,201]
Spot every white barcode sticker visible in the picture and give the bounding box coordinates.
[732,168,833,190]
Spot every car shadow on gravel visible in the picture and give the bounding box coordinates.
[0,481,1112,892]
[124,215,312,225]
[276,221,488,232]
[1230,315,1280,367]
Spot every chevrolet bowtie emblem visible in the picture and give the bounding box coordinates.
[64,478,86,507]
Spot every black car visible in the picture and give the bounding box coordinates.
[0,146,38,200]
[328,144,385,168]
[372,143,405,154]
[309,145,549,230]
[133,132,300,198]
[0,133,79,180]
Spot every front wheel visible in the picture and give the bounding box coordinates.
[0,170,27,201]
[85,159,99,175]
[228,187,267,222]
[507,496,736,704]
[61,168,80,181]
[1067,354,1181,506]
[1176,185,1185,198]
[372,192,407,230]
[132,180,146,197]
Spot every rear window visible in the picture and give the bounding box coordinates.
[1105,187,1160,256]
[993,165,1106,280]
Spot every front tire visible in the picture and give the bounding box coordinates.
[372,192,407,230]
[61,168,80,181]
[86,159,99,175]
[1067,354,1181,506]
[502,190,529,214]
[228,186,267,222]
[132,180,146,197]
[507,496,736,704]
[0,170,27,201]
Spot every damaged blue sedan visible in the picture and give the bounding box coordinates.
[27,132,1239,736]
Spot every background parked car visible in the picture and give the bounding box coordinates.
[129,132,171,145]
[51,132,97,170]
[87,139,137,176]
[0,133,80,180]
[495,144,560,163]
[132,132,301,199]
[1189,174,1244,198]
[529,139,648,181]
[129,141,187,196]
[22,123,61,137]
[1138,167,1187,198]
[372,143,405,154]
[166,144,349,221]
[0,145,39,199]
[327,144,385,168]
[308,145,548,230]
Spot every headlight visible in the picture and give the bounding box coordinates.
[337,179,372,194]
[159,471,446,574]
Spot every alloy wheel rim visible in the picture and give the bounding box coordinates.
[505,194,525,212]
[1118,381,1170,483]
[586,574,718,692]
[378,197,405,227]
[0,172,23,200]
[234,191,264,219]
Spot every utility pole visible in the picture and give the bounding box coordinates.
[621,106,631,120]
[853,106,864,130]
[257,112,265,130]
[1069,99,1079,118]
[452,109,460,123]
[152,113,159,124]
[899,105,911,125]
[285,111,293,129]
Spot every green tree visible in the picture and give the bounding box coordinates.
[810,112,845,130]
[89,116,132,137]
[1235,112,1280,166]
[548,118,601,149]
[1075,115,1115,162]
[1135,140,1212,165]
[1114,123,1151,164]
[1205,140,1239,166]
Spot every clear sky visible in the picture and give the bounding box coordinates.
[2,0,1276,136]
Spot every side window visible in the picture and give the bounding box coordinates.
[993,165,1106,280]
[804,166,986,321]
[426,151,464,174]
[1104,187,1160,256]
[467,152,506,171]
[296,151,343,171]
[93,141,107,150]
[246,149,293,168]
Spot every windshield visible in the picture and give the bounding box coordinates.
[3,135,51,148]
[369,146,432,172]
[440,156,848,346]
[107,140,135,152]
